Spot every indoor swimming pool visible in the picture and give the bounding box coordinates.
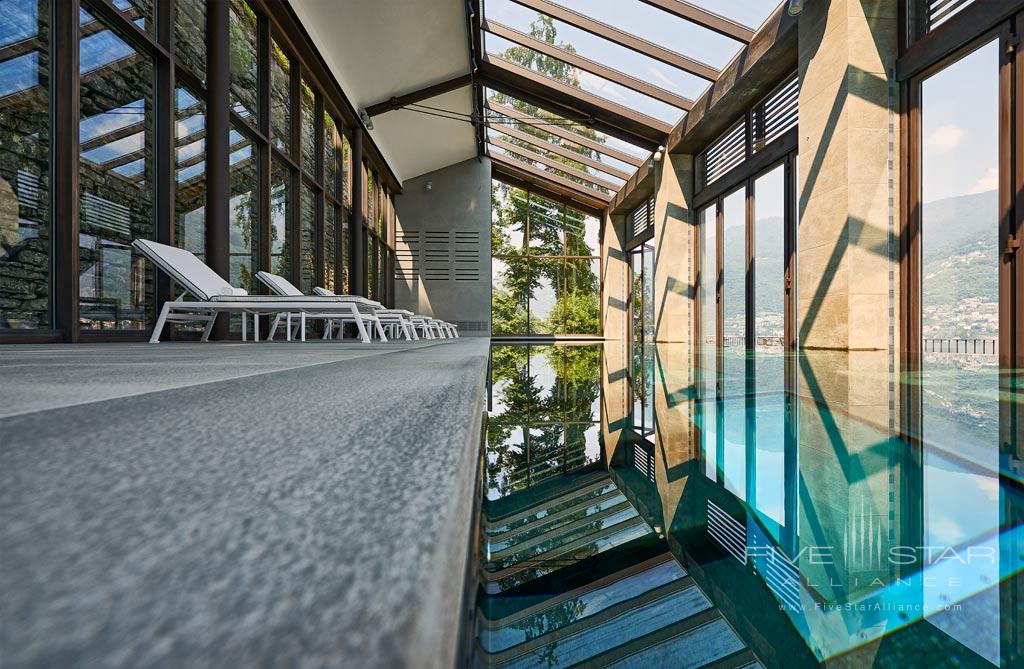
[468,343,1020,668]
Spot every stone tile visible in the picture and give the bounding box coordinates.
[848,292,890,350]
[799,290,850,349]
[848,126,891,186]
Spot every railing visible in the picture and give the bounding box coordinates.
[922,338,997,354]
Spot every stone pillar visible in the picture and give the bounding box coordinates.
[601,211,629,341]
[652,153,695,343]
[795,0,900,602]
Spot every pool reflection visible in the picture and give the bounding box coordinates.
[473,343,1022,668]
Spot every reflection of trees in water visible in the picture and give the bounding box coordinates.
[487,346,601,497]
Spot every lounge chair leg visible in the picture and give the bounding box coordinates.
[286,313,292,342]
[300,313,306,342]
[403,320,414,341]
[241,313,247,342]
[255,314,260,342]
[201,312,217,342]
[354,315,371,343]
[150,302,171,343]
[268,314,281,341]
[374,316,388,343]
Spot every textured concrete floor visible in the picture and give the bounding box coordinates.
[0,339,490,668]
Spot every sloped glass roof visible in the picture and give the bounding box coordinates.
[479,0,784,200]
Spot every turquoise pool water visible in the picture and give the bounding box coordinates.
[470,343,1022,668]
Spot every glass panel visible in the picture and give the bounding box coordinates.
[270,38,291,155]
[110,0,152,34]
[530,258,561,334]
[528,193,564,255]
[269,159,289,279]
[228,0,258,126]
[366,236,377,300]
[323,204,336,292]
[342,133,351,209]
[492,256,528,336]
[563,258,600,335]
[175,87,205,259]
[564,209,599,256]
[753,164,786,526]
[299,182,315,293]
[721,187,746,498]
[631,251,645,423]
[493,184,528,253]
[0,0,50,329]
[228,125,258,293]
[174,0,205,80]
[324,113,338,197]
[78,12,153,331]
[920,39,1000,653]
[699,206,718,480]
[300,78,315,175]
[340,208,350,294]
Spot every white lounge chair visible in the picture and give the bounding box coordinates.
[254,271,386,343]
[312,287,416,342]
[133,240,383,343]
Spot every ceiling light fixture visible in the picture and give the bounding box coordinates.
[359,109,374,131]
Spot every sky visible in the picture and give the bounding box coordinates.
[484,0,782,124]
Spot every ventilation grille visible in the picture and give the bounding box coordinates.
[16,170,40,210]
[701,120,746,187]
[707,500,746,564]
[630,197,653,239]
[928,0,974,29]
[423,231,451,281]
[455,320,489,331]
[748,522,801,611]
[395,230,482,282]
[752,75,798,153]
[632,441,655,483]
[453,231,481,281]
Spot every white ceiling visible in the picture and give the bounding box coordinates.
[291,0,479,184]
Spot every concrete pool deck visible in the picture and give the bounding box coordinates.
[0,339,490,668]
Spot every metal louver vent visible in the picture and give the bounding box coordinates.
[701,120,746,187]
[631,197,653,239]
[423,231,451,281]
[928,0,974,30]
[752,75,798,152]
[707,500,746,564]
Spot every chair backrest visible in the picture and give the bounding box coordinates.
[313,287,335,296]
[256,271,304,296]
[133,239,245,301]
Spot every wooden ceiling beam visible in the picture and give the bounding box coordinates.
[509,0,719,82]
[486,100,646,167]
[487,122,633,180]
[483,19,693,111]
[478,55,668,148]
[488,137,621,191]
[364,73,473,117]
[637,0,754,43]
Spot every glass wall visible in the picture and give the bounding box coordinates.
[0,0,384,340]
[0,0,51,329]
[630,243,654,437]
[78,9,155,330]
[918,38,1000,649]
[491,182,601,336]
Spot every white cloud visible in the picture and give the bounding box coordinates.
[925,124,964,154]
[968,167,998,195]
[647,66,677,90]
[578,70,626,101]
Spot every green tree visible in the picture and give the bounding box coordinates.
[490,16,603,336]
